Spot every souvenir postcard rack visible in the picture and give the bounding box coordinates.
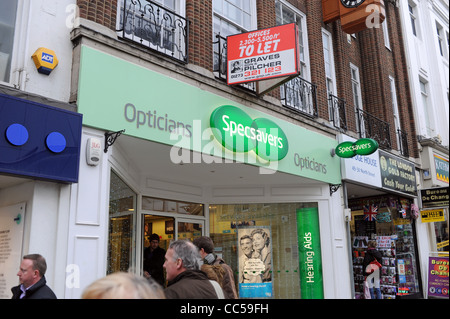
[351,198,420,299]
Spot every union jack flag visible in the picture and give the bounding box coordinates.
[364,204,378,221]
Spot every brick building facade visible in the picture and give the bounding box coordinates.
[1,0,430,299]
[75,0,418,160]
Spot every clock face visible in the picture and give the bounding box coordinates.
[340,0,366,8]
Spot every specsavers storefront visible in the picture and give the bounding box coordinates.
[68,44,350,299]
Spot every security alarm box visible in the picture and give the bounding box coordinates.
[86,137,102,166]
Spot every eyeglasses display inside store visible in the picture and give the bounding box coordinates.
[350,195,422,299]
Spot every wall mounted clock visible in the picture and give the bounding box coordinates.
[340,0,366,8]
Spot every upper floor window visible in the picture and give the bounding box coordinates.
[116,0,188,63]
[0,0,18,83]
[382,18,390,50]
[420,78,434,137]
[408,2,419,38]
[436,22,448,59]
[212,0,256,76]
[389,76,401,135]
[275,0,309,80]
[276,0,316,117]
[350,63,363,111]
[322,29,336,95]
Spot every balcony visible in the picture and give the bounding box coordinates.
[116,0,189,63]
[213,34,256,91]
[356,108,392,150]
[280,77,318,118]
[328,93,347,131]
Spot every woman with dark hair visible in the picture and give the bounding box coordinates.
[363,240,383,299]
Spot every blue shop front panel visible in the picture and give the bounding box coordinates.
[0,93,82,183]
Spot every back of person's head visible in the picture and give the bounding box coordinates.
[169,240,201,271]
[193,236,214,254]
[23,254,47,277]
[81,272,165,299]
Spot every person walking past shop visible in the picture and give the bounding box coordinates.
[11,254,57,299]
[82,272,165,299]
[363,240,383,299]
[193,236,238,299]
[163,239,224,299]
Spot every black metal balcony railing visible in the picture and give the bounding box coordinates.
[117,0,189,63]
[280,77,318,118]
[213,34,256,91]
[356,108,392,149]
[328,94,347,131]
[397,128,410,157]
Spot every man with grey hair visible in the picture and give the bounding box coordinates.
[163,239,224,299]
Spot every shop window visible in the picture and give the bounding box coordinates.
[349,196,422,299]
[434,212,449,253]
[0,0,18,83]
[107,171,137,274]
[209,202,319,299]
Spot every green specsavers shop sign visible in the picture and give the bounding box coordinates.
[77,46,341,184]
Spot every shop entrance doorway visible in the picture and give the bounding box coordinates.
[141,213,204,286]
[142,214,205,249]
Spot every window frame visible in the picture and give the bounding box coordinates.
[0,0,19,84]
[275,0,310,81]
[408,1,419,38]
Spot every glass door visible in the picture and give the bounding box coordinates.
[143,214,175,252]
[140,196,205,282]
[107,171,137,274]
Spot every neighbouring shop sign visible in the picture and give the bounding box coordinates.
[322,0,386,34]
[421,209,446,223]
[339,134,382,188]
[379,150,417,196]
[434,155,449,184]
[227,23,300,88]
[0,94,82,183]
[427,256,449,298]
[335,138,378,158]
[421,187,449,208]
[77,46,341,184]
[296,207,324,299]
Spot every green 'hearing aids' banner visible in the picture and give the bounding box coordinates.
[297,207,324,299]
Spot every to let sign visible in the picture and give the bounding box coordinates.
[227,23,300,86]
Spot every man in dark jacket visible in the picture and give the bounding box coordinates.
[163,239,224,299]
[11,254,57,299]
[143,233,166,286]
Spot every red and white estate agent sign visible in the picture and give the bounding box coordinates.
[227,23,300,86]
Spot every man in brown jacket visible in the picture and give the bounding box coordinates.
[163,239,224,299]
[193,236,238,299]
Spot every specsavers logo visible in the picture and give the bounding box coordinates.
[210,105,289,161]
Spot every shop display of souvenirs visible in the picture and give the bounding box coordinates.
[351,196,421,299]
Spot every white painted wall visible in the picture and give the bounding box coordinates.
[8,0,76,102]
[399,0,449,146]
